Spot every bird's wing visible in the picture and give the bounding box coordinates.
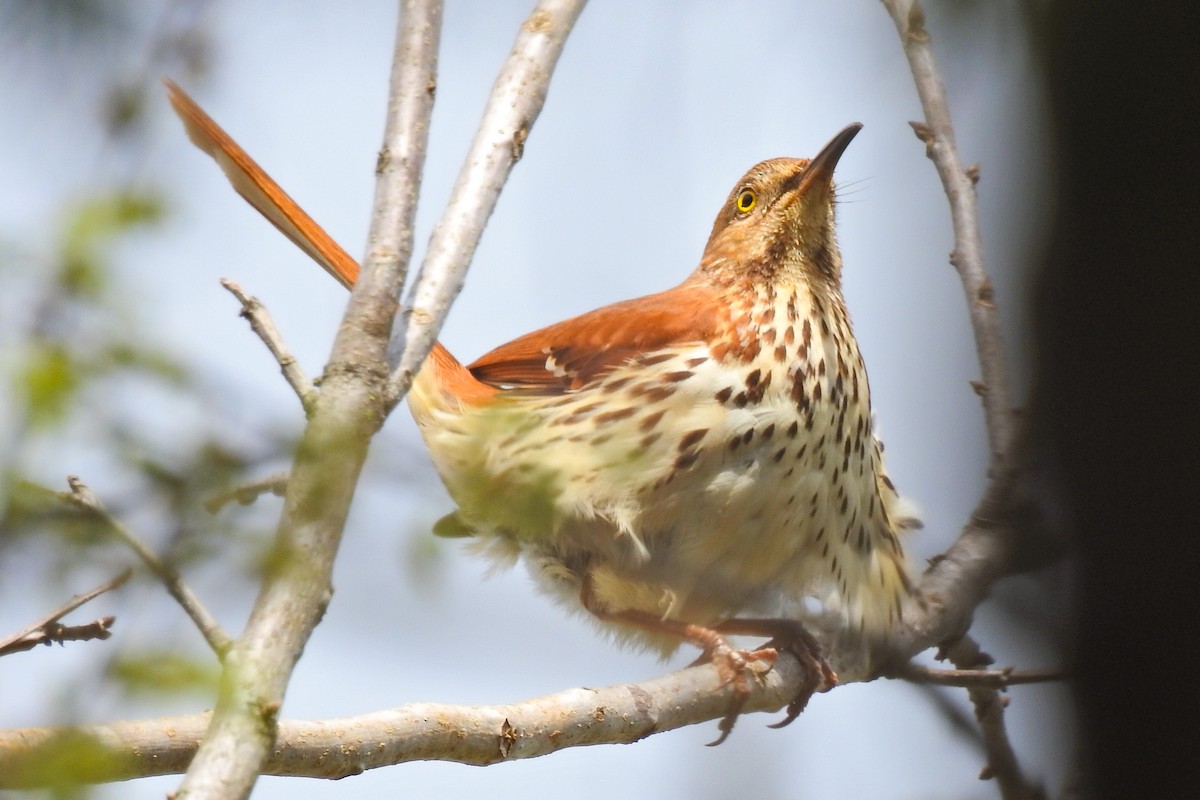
[467,282,723,393]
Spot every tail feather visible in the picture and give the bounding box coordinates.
[165,80,484,405]
[164,79,360,290]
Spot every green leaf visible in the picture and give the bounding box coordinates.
[20,343,79,427]
[108,651,219,696]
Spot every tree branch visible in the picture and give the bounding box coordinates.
[172,4,444,798]
[943,636,1044,800]
[203,472,289,514]
[221,279,316,415]
[892,663,1066,690]
[879,0,1015,465]
[871,0,1029,683]
[875,6,1044,798]
[360,0,442,346]
[0,654,812,786]
[60,477,232,657]
[0,571,129,658]
[385,0,589,406]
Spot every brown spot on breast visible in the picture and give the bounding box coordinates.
[742,428,754,445]
[674,451,700,471]
[785,326,796,346]
[557,401,605,425]
[733,391,749,408]
[678,428,708,451]
[686,356,708,368]
[762,327,777,345]
[639,409,667,431]
[774,345,787,363]
[714,386,734,404]
[773,447,787,462]
[745,369,762,389]
[787,420,800,438]
[762,423,776,440]
[790,375,808,410]
[820,318,830,336]
[640,431,662,449]
[595,407,637,425]
[802,318,812,346]
[602,376,633,393]
[813,382,823,402]
[663,371,694,383]
[641,386,675,403]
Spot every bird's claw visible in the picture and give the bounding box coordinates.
[764,631,837,730]
[704,642,778,746]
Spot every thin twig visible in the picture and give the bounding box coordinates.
[879,0,1015,465]
[944,635,1043,800]
[203,472,289,514]
[221,279,316,415]
[358,0,442,362]
[876,6,1040,797]
[61,477,232,657]
[0,571,130,658]
[893,662,1067,690]
[0,651,813,785]
[385,0,589,406]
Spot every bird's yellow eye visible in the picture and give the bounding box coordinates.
[735,188,757,214]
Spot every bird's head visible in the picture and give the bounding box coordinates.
[699,123,861,290]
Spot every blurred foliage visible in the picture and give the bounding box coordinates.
[0,729,133,798]
[0,4,445,748]
[0,5,297,744]
[106,649,219,696]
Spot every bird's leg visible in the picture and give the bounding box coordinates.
[712,617,838,730]
[578,576,776,745]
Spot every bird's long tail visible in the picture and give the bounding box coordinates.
[164,80,473,409]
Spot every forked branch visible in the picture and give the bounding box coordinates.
[60,477,232,657]
[386,0,589,405]
[0,571,129,658]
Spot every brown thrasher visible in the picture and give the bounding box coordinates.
[167,81,917,743]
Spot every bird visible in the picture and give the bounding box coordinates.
[166,80,918,744]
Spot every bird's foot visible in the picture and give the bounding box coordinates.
[762,622,838,730]
[700,638,779,746]
[711,617,837,734]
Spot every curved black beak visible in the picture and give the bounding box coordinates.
[793,123,862,200]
